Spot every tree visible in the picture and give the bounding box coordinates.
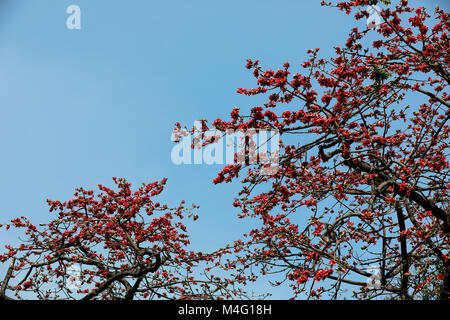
[185,0,449,299]
[1,0,448,301]
[0,178,245,300]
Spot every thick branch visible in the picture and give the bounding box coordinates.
[0,258,15,300]
[82,253,160,300]
[395,204,409,299]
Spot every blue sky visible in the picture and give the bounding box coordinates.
[0,0,448,299]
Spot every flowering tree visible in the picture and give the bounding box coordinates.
[184,0,449,299]
[0,178,245,300]
[1,0,448,301]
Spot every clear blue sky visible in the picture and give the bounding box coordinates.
[0,0,448,299]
